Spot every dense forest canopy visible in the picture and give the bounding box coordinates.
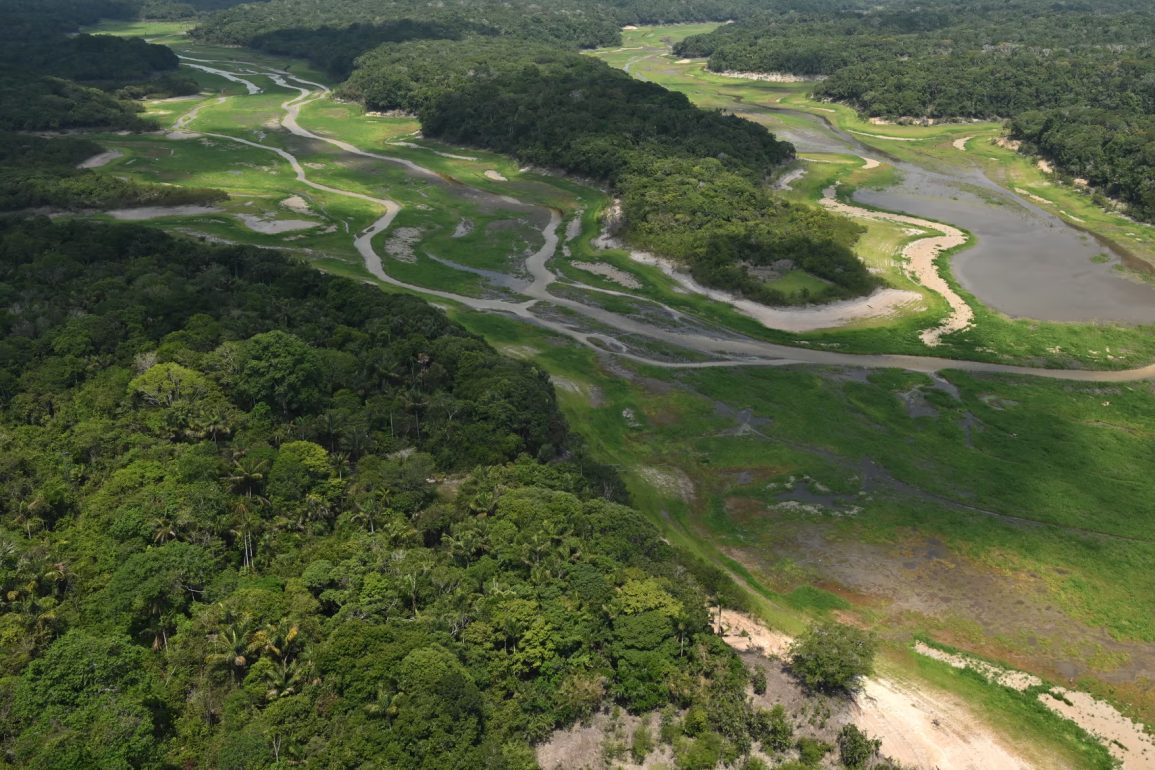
[676,0,1155,222]
[189,0,867,74]
[343,38,872,304]
[0,1,197,131]
[0,217,820,768]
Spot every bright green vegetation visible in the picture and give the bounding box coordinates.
[0,133,226,211]
[450,308,1142,756]
[676,0,1155,223]
[9,6,1155,763]
[789,622,876,693]
[590,37,1155,366]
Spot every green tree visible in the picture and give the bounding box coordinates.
[789,621,876,693]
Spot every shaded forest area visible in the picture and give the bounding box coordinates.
[342,39,873,304]
[0,217,845,768]
[190,0,855,78]
[0,2,197,131]
[676,0,1155,222]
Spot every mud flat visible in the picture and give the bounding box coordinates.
[571,260,642,288]
[107,205,221,220]
[237,214,319,234]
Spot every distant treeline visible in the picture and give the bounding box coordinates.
[0,2,197,131]
[342,39,873,304]
[190,0,858,77]
[675,0,1155,222]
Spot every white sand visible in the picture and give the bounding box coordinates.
[913,642,1155,769]
[484,169,508,181]
[820,186,971,346]
[848,129,920,142]
[77,150,123,169]
[952,136,974,151]
[594,219,922,333]
[717,611,1036,770]
[716,70,827,83]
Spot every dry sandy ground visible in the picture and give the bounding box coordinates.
[773,167,808,190]
[820,186,971,346]
[280,194,313,214]
[571,260,642,288]
[484,169,508,181]
[914,642,1155,770]
[716,610,1039,770]
[715,70,826,83]
[952,135,974,151]
[77,150,123,169]
[383,226,422,263]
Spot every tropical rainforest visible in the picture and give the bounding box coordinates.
[676,0,1155,222]
[0,216,788,768]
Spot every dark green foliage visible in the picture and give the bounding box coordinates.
[751,703,793,752]
[677,0,1155,223]
[1010,108,1155,223]
[0,217,776,764]
[193,0,624,57]
[796,735,833,766]
[0,3,189,131]
[0,133,227,210]
[342,39,873,304]
[837,723,882,768]
[789,621,876,692]
[0,72,150,131]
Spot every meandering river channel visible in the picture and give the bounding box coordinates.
[163,55,1155,383]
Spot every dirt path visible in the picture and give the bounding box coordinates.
[915,643,1155,769]
[714,611,1051,770]
[953,135,975,151]
[821,186,972,346]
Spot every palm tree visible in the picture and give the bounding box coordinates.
[262,657,307,700]
[229,496,266,573]
[206,611,254,683]
[250,620,301,664]
[151,514,180,545]
[225,455,269,497]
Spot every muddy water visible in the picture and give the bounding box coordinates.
[779,109,1155,324]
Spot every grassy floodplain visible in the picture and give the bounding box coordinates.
[75,20,1155,759]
